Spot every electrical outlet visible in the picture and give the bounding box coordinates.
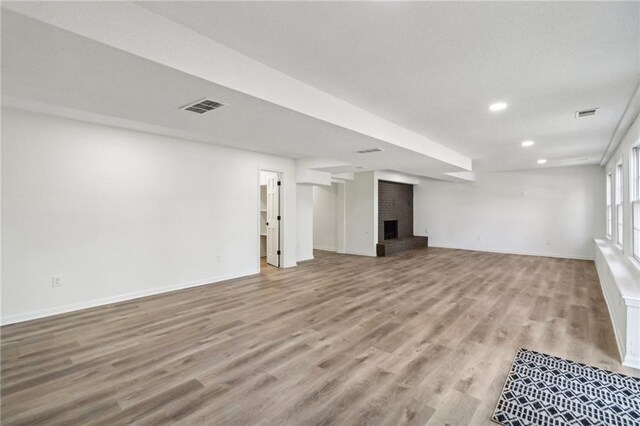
[477,234,483,241]
[545,238,551,245]
[217,255,223,264]
[51,276,61,288]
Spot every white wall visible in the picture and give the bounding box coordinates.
[344,172,376,256]
[296,184,314,262]
[604,107,640,258]
[313,183,338,251]
[598,103,640,369]
[1,108,298,324]
[414,165,605,260]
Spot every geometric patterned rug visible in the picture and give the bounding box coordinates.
[492,348,640,426]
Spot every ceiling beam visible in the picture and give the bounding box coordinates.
[3,1,471,173]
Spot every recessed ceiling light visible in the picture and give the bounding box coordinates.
[537,159,547,164]
[521,140,535,147]
[489,102,508,112]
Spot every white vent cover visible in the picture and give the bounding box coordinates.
[575,108,598,118]
[356,148,384,154]
[181,98,224,114]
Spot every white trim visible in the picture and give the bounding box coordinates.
[596,258,627,366]
[594,239,640,370]
[374,170,420,186]
[1,269,258,325]
[615,159,624,247]
[623,353,640,370]
[600,81,640,166]
[313,245,337,252]
[631,143,640,262]
[606,170,613,238]
[629,255,640,276]
[594,239,640,307]
[343,249,376,257]
[427,243,594,261]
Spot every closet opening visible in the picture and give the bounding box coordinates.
[259,170,281,269]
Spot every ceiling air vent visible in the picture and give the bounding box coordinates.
[356,148,384,154]
[575,108,598,118]
[181,98,224,114]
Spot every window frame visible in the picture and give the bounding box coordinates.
[632,145,640,261]
[615,159,624,247]
[606,171,612,239]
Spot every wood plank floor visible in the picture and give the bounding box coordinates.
[2,248,638,425]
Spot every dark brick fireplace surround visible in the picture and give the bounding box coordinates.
[376,180,428,256]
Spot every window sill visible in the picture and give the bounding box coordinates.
[629,255,640,275]
[594,239,640,307]
[594,239,640,369]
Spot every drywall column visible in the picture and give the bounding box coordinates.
[312,181,347,253]
[335,182,346,253]
[313,183,337,251]
[344,172,376,256]
[296,184,314,262]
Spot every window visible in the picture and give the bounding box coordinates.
[615,160,624,246]
[606,172,612,238]
[633,146,640,261]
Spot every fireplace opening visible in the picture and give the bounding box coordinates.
[384,220,398,240]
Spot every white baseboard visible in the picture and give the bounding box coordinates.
[1,269,258,325]
[623,354,640,370]
[313,245,337,252]
[427,243,594,261]
[343,249,376,257]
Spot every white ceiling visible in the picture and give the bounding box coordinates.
[139,1,640,171]
[1,4,473,181]
[0,8,469,180]
[2,1,639,176]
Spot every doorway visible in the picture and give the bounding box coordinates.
[312,181,345,254]
[259,170,281,269]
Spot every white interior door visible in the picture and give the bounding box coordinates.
[266,174,280,267]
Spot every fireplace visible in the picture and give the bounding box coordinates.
[376,181,428,256]
[384,220,398,240]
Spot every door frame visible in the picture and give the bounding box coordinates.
[257,168,283,270]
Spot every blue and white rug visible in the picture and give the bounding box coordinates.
[492,348,640,426]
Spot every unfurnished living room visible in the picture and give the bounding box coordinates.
[1,1,640,425]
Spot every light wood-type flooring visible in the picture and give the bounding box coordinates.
[2,248,638,425]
